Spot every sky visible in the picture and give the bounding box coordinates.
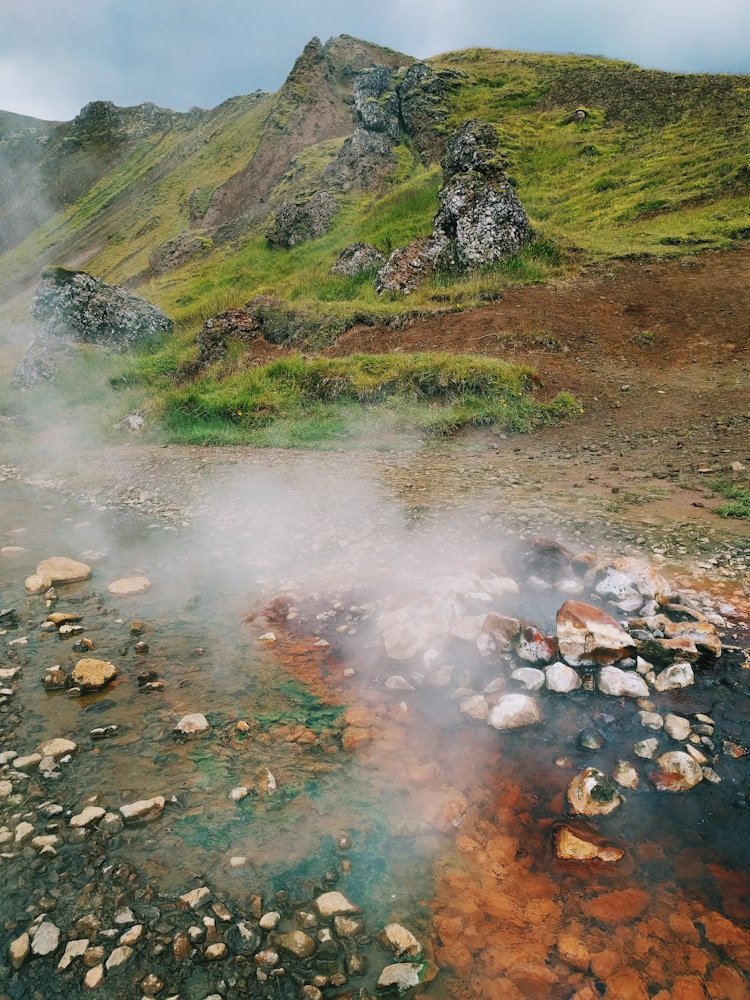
[1,0,749,122]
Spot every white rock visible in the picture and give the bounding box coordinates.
[230,786,249,802]
[37,737,77,758]
[84,964,105,989]
[31,921,60,956]
[378,963,425,992]
[57,938,88,971]
[459,694,489,720]
[545,661,582,693]
[174,713,210,736]
[655,751,704,790]
[106,945,134,969]
[259,911,281,930]
[107,576,151,596]
[14,821,35,844]
[595,557,670,604]
[664,714,692,741]
[314,892,361,919]
[487,693,544,730]
[179,886,211,910]
[378,923,423,958]
[634,738,659,759]
[638,711,664,730]
[510,667,545,691]
[612,760,639,789]
[70,806,106,828]
[120,796,165,823]
[9,932,30,970]
[598,666,649,698]
[654,662,695,691]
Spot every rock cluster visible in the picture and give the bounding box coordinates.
[375,119,531,294]
[365,542,729,844]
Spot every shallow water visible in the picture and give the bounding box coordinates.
[1,474,749,999]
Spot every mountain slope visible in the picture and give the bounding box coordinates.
[1,36,749,332]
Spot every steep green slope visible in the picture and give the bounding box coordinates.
[1,39,748,335]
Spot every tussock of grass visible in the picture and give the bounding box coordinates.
[711,478,750,520]
[158,352,581,446]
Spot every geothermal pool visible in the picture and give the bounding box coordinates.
[1,469,749,1000]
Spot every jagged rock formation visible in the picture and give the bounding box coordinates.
[266,191,338,248]
[330,242,385,277]
[326,61,466,192]
[31,267,173,346]
[198,36,409,230]
[11,268,173,388]
[148,233,213,276]
[397,63,466,162]
[375,119,531,294]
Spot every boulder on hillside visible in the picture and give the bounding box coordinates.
[397,63,466,162]
[266,191,337,248]
[375,119,531,294]
[31,267,173,348]
[12,268,173,388]
[330,242,385,277]
[148,233,212,276]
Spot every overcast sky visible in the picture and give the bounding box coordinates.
[2,0,749,122]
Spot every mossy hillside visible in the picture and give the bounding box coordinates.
[1,45,749,339]
[152,352,581,446]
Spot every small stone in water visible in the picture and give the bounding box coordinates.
[173,713,210,737]
[634,738,659,759]
[107,575,151,596]
[576,728,605,752]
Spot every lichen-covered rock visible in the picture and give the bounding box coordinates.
[374,235,449,295]
[375,119,530,294]
[397,63,466,161]
[597,665,649,698]
[31,268,173,349]
[651,751,704,791]
[330,242,384,277]
[148,233,212,276]
[266,191,337,248]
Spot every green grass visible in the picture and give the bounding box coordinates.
[711,478,750,519]
[154,352,581,446]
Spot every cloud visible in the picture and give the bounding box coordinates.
[0,0,748,121]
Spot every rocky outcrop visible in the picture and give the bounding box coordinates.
[327,65,400,191]
[330,242,385,277]
[375,119,531,294]
[266,191,337,248]
[12,268,173,388]
[148,233,213,276]
[397,63,466,162]
[30,267,172,348]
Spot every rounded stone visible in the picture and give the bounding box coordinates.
[36,556,91,584]
[107,575,151,596]
[487,693,544,730]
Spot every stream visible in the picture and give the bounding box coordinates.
[1,456,749,1000]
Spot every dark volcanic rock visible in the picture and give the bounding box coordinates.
[12,267,173,388]
[266,191,338,248]
[374,235,449,295]
[330,242,385,277]
[398,63,466,162]
[30,267,173,348]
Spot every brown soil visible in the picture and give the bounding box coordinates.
[332,247,750,581]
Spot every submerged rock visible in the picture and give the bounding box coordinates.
[107,575,151,596]
[378,962,427,993]
[173,713,210,737]
[71,657,117,691]
[553,826,624,862]
[567,767,623,816]
[651,751,704,791]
